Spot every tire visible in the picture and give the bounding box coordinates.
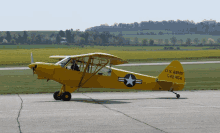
[53,91,61,100]
[61,92,71,101]
[176,94,180,99]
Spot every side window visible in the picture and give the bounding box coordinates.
[65,59,81,71]
[65,61,73,70]
[55,57,71,67]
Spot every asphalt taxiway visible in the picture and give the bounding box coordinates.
[1,91,220,133]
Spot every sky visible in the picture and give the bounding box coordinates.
[0,0,219,31]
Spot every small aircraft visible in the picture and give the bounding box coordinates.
[29,52,185,101]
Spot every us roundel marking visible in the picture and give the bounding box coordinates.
[124,74,136,87]
[118,74,142,87]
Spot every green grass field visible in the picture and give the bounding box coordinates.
[0,63,219,94]
[0,45,220,66]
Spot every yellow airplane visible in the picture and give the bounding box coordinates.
[28,52,185,101]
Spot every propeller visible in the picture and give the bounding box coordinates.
[31,52,36,76]
[32,65,37,75]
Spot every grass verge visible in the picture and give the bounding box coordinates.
[0,63,220,94]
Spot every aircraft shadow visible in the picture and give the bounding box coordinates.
[102,97,188,100]
[154,97,188,99]
[70,98,130,104]
[38,97,187,104]
[39,98,130,104]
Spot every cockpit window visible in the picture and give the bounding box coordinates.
[55,57,71,67]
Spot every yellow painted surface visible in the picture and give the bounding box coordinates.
[29,59,185,93]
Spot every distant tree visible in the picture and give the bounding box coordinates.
[56,34,61,44]
[193,38,199,45]
[1,31,6,37]
[23,31,28,43]
[88,35,94,43]
[158,39,163,45]
[10,39,16,44]
[3,38,8,43]
[59,30,65,37]
[13,34,18,40]
[66,30,72,43]
[92,30,99,41]
[95,36,102,45]
[217,38,220,44]
[208,38,215,45]
[27,37,32,44]
[108,37,118,45]
[6,31,11,42]
[186,38,192,46]
[118,36,125,46]
[36,34,42,44]
[165,39,169,45]
[149,39,154,46]
[125,38,131,45]
[18,34,23,44]
[158,31,163,35]
[134,37,139,45]
[71,33,75,43]
[80,37,85,45]
[170,36,177,46]
[201,38,207,45]
[44,35,50,44]
[0,36,3,43]
[100,31,110,44]
[142,39,147,46]
[84,31,89,44]
[31,33,36,44]
[74,35,81,44]
[50,36,56,44]
[0,32,6,42]
[179,39,183,45]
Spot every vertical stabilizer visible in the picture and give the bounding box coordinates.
[158,60,185,84]
[31,52,34,64]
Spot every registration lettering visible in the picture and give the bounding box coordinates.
[165,69,184,75]
[167,74,183,80]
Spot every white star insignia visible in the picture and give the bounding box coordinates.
[125,75,135,86]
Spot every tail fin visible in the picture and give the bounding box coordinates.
[31,52,34,64]
[158,60,185,85]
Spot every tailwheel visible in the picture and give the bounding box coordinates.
[169,90,180,99]
[61,92,71,101]
[53,91,61,100]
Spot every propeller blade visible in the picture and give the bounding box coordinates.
[32,65,37,76]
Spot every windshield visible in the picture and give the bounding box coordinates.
[55,57,71,67]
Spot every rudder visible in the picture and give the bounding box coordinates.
[157,60,185,89]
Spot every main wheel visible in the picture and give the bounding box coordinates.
[61,92,71,101]
[176,94,180,99]
[53,91,61,100]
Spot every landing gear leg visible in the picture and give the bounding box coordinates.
[169,89,180,99]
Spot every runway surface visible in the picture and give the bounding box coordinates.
[1,61,220,70]
[1,91,220,133]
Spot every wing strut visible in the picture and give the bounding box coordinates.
[78,58,109,88]
[78,57,92,88]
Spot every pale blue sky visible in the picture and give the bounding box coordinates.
[0,0,219,31]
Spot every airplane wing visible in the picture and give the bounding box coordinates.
[49,52,127,65]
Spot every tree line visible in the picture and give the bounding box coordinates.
[1,30,220,46]
[86,20,220,36]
